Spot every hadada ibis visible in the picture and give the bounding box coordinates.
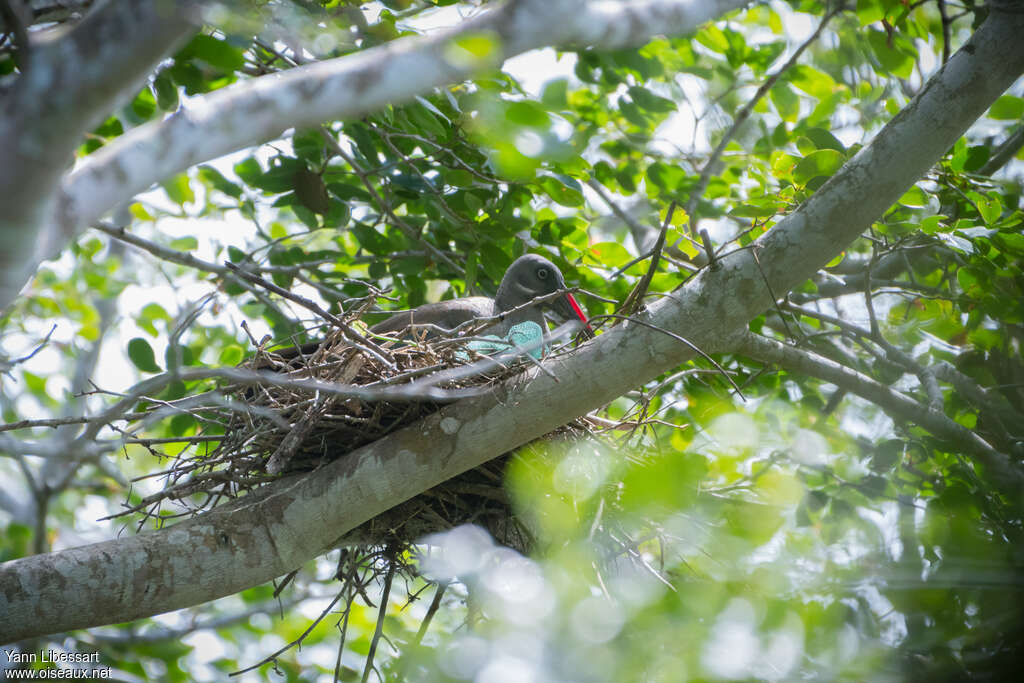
[267,254,591,362]
[370,254,591,339]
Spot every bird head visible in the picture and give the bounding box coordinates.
[499,254,593,336]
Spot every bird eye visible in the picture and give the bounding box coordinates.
[536,267,549,280]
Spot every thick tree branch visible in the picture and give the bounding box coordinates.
[0,0,198,308]
[1,5,1023,644]
[0,0,92,31]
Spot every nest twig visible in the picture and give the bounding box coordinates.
[111,303,678,678]
[115,311,593,553]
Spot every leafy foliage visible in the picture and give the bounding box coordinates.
[1,0,1022,681]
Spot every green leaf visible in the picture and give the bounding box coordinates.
[164,343,194,369]
[415,95,451,124]
[537,174,584,207]
[22,371,47,398]
[505,100,549,127]
[974,194,1002,225]
[789,65,838,99]
[182,34,245,72]
[198,165,242,198]
[219,345,244,365]
[627,86,676,114]
[131,87,156,120]
[898,186,928,208]
[451,32,500,61]
[169,413,197,437]
[646,162,686,195]
[989,95,1024,120]
[255,158,305,194]
[696,23,730,54]
[994,230,1024,254]
[867,29,914,78]
[293,166,330,215]
[771,83,800,122]
[793,149,845,186]
[128,338,162,373]
[351,223,391,255]
[479,243,510,281]
[227,246,246,263]
[161,174,194,206]
[618,98,648,127]
[871,439,903,472]
[233,157,262,186]
[856,0,885,25]
[803,128,845,153]
[585,242,632,268]
[153,70,179,111]
[919,215,944,234]
[731,199,780,218]
[961,145,989,173]
[293,129,326,164]
[406,102,447,137]
[956,267,985,297]
[541,79,568,108]
[169,236,198,251]
[322,200,351,229]
[137,302,170,337]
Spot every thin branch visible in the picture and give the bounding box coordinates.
[413,582,446,647]
[319,129,464,276]
[224,261,396,370]
[231,588,349,677]
[85,597,305,645]
[0,322,56,374]
[681,5,841,222]
[0,0,31,69]
[592,312,745,399]
[938,0,952,64]
[94,221,229,275]
[361,551,396,683]
[618,201,673,317]
[735,331,1024,496]
[978,124,1024,176]
[783,301,1023,435]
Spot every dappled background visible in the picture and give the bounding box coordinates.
[1,0,1023,680]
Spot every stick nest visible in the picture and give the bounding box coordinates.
[122,324,594,554]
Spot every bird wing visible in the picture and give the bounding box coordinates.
[369,297,495,335]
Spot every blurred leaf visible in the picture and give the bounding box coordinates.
[867,28,915,78]
[794,149,845,185]
[161,174,194,206]
[181,34,245,72]
[293,166,331,215]
[128,338,162,373]
[989,95,1024,120]
[537,174,584,207]
[198,165,242,198]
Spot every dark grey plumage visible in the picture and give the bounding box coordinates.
[370,254,583,338]
[266,254,589,362]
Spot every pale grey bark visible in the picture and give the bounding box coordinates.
[2,7,1023,643]
[0,0,93,31]
[0,0,198,309]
